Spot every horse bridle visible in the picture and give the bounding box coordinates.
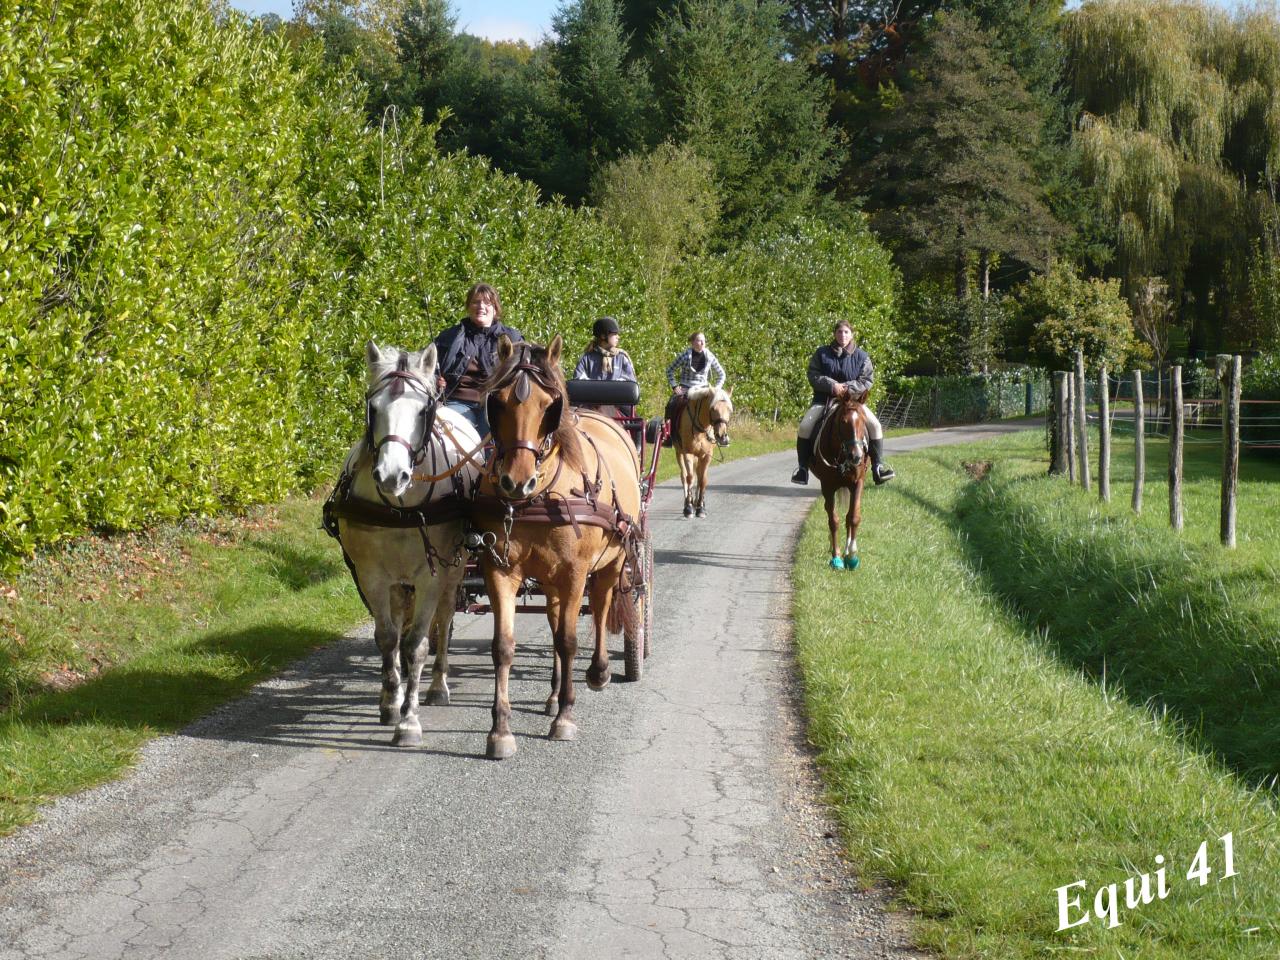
[485,344,564,468]
[816,401,866,477]
[365,353,438,466]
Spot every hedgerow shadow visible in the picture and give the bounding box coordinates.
[951,467,1280,789]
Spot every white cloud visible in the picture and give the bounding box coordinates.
[459,15,546,45]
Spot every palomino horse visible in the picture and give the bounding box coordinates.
[323,341,482,746]
[472,335,642,760]
[671,385,733,518]
[807,392,870,570]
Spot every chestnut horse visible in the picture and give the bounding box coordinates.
[671,385,733,518]
[472,335,642,760]
[807,393,870,570]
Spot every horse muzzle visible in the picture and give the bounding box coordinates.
[498,471,539,498]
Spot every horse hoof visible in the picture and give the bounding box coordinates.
[393,724,422,747]
[586,664,610,690]
[696,508,707,519]
[424,687,450,707]
[829,556,845,570]
[487,733,517,760]
[682,505,693,519]
[379,706,396,725]
[550,719,578,742]
[544,697,559,716]
[844,554,861,570]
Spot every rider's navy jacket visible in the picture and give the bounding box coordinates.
[432,317,524,398]
[807,344,873,405]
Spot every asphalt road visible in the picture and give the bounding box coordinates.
[0,422,1039,960]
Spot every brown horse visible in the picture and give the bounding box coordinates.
[472,335,642,760]
[671,385,733,518]
[807,393,870,570]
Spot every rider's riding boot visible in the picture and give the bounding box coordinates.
[791,437,812,485]
[870,437,895,485]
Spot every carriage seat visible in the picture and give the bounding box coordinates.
[566,379,641,407]
[566,378,642,448]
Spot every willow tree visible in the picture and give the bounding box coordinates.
[1064,0,1280,352]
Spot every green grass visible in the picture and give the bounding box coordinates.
[793,428,1280,957]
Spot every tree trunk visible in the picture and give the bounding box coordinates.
[955,249,968,300]
[980,249,991,301]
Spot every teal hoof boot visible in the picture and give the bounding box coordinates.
[829,556,845,570]
[844,554,860,570]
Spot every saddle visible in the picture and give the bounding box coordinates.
[662,393,689,447]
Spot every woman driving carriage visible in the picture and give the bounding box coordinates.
[664,331,725,426]
[432,282,523,439]
[791,319,895,486]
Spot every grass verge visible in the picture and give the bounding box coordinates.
[793,428,1280,957]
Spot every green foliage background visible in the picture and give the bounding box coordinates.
[0,0,900,570]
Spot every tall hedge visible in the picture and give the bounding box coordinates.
[0,2,900,569]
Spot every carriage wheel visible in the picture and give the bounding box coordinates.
[642,539,654,658]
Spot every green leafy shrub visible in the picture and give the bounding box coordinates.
[1018,263,1138,372]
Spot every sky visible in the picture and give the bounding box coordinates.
[229,1,559,45]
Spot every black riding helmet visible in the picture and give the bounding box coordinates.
[592,316,620,337]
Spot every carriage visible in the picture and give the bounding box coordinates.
[455,376,664,682]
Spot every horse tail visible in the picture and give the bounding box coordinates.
[607,575,637,636]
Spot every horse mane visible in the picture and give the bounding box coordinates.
[483,340,586,474]
[366,345,439,396]
[687,385,732,410]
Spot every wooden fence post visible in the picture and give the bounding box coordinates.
[1221,354,1241,548]
[1066,371,1076,482]
[1098,364,1111,502]
[1050,372,1069,475]
[1170,365,1184,531]
[1132,370,1144,515]
[1074,350,1090,490]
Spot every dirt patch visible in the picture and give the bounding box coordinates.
[962,459,993,481]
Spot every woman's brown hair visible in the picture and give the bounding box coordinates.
[466,282,502,318]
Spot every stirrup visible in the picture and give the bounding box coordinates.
[791,467,809,485]
[873,463,895,485]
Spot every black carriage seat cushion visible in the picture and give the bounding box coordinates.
[565,378,641,407]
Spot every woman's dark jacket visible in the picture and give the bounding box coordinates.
[806,344,873,405]
[432,318,524,398]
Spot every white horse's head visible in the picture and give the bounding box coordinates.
[364,340,439,499]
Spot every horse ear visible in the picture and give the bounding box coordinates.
[497,334,514,363]
[725,385,733,399]
[417,344,438,382]
[365,339,384,367]
[547,334,563,368]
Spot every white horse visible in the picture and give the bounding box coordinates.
[326,341,482,747]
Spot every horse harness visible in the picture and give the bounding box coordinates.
[813,397,868,477]
[472,344,639,571]
[323,355,474,608]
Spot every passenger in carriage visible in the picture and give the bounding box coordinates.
[573,316,636,382]
[791,319,895,487]
[664,331,725,433]
[432,282,523,439]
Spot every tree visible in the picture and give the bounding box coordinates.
[544,0,655,202]
[651,0,837,237]
[1130,276,1177,369]
[1064,0,1280,354]
[593,142,719,307]
[863,12,1065,296]
[393,0,458,119]
[1019,264,1138,373]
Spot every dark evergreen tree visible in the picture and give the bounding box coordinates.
[393,0,458,120]
[862,12,1065,295]
[652,0,837,236]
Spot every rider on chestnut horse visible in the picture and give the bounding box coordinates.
[792,319,895,486]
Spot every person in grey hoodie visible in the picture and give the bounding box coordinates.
[791,319,895,486]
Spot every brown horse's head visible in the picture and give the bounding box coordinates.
[483,335,584,498]
[818,393,870,482]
